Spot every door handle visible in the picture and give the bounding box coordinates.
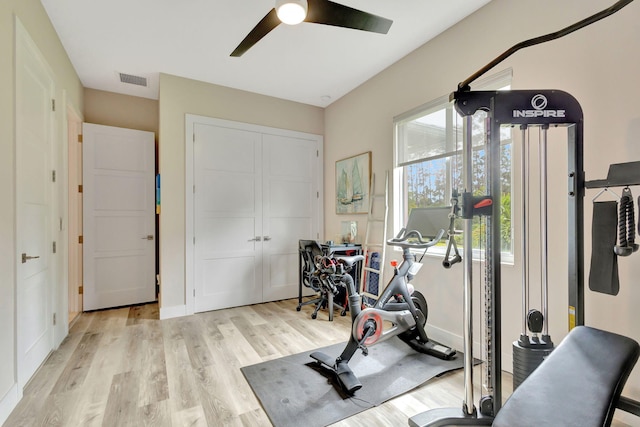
[141,235,154,240]
[21,253,40,264]
[248,236,262,242]
[263,236,271,241]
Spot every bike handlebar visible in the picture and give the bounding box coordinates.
[387,228,446,249]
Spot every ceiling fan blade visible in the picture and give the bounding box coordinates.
[231,8,281,57]
[305,0,393,34]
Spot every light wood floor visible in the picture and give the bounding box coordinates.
[4,299,635,426]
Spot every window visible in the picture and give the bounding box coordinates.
[393,70,513,257]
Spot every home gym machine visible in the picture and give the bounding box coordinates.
[408,1,636,425]
[410,88,585,427]
[311,208,457,394]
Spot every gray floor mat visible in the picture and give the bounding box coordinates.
[241,338,465,427]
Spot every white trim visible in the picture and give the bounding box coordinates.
[426,324,512,374]
[471,67,513,91]
[0,384,20,426]
[426,323,463,353]
[393,68,513,125]
[62,97,83,342]
[160,304,188,320]
[185,114,195,316]
[316,142,324,240]
[185,114,324,315]
[393,93,450,125]
[55,90,70,349]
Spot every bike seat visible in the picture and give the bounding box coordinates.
[335,255,365,268]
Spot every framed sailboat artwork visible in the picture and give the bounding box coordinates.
[335,151,371,214]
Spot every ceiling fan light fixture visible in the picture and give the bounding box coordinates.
[275,0,308,25]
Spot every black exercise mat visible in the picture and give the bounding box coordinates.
[241,338,465,427]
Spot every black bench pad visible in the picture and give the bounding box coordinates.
[493,326,639,427]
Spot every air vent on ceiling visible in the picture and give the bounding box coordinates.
[119,73,147,87]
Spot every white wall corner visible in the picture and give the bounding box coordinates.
[159,304,188,320]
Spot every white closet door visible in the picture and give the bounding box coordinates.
[190,116,322,313]
[193,123,263,312]
[262,134,319,302]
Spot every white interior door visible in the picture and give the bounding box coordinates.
[262,134,319,301]
[83,123,156,311]
[15,20,55,388]
[193,123,263,312]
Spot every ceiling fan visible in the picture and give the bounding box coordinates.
[230,0,393,57]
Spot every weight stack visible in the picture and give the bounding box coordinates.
[512,336,554,389]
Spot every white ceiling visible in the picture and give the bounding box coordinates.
[40,0,491,107]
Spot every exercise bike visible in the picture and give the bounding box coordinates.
[311,210,457,394]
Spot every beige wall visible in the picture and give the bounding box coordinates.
[84,88,159,135]
[324,0,640,406]
[157,73,324,314]
[0,0,82,421]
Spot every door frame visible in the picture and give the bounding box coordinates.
[65,101,83,321]
[184,114,324,316]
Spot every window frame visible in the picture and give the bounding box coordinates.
[392,69,514,262]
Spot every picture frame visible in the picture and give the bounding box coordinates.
[336,151,371,214]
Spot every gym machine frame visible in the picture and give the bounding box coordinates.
[409,89,585,426]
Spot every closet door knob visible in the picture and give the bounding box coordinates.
[248,236,262,242]
[263,236,271,241]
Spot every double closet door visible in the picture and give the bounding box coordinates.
[190,116,322,313]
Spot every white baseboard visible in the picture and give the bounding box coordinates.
[502,347,514,374]
[0,383,19,426]
[427,325,514,374]
[426,324,464,353]
[159,304,187,320]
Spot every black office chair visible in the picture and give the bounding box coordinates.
[297,240,336,320]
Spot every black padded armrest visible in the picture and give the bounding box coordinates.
[493,326,639,427]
